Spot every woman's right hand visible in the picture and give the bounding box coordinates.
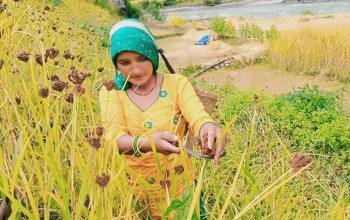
[140,131,180,155]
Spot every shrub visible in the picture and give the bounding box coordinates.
[125,0,142,18]
[267,84,350,152]
[265,24,280,41]
[141,0,164,21]
[239,22,264,42]
[168,15,186,28]
[163,0,177,6]
[210,17,235,38]
[204,0,221,6]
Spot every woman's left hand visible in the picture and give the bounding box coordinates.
[199,122,227,162]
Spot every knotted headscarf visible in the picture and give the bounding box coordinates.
[109,19,160,90]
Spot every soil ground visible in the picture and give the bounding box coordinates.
[145,12,350,111]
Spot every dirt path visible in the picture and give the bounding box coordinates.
[195,65,350,111]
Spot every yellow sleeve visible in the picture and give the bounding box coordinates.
[99,86,128,150]
[176,75,215,136]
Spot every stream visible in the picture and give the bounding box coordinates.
[162,0,350,20]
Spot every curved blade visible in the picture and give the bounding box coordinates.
[182,147,227,160]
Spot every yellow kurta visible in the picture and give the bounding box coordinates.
[99,73,214,217]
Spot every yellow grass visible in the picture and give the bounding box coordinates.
[269,27,350,80]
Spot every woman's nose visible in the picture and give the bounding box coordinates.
[130,62,142,75]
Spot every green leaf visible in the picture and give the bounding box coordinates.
[164,199,184,216]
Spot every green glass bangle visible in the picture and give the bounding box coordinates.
[132,135,142,155]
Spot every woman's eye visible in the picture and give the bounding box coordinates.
[119,62,129,65]
[139,57,148,61]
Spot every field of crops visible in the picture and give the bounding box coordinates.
[0,0,349,219]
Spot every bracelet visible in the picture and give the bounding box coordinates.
[132,135,145,157]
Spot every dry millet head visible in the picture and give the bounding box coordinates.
[160,179,171,189]
[63,49,73,60]
[34,53,48,66]
[199,133,216,156]
[50,75,59,81]
[0,59,4,70]
[254,94,259,100]
[97,67,104,72]
[289,154,314,172]
[45,47,59,59]
[15,95,21,104]
[68,69,90,85]
[103,80,117,91]
[44,5,50,11]
[174,165,184,175]
[65,93,74,103]
[52,80,68,92]
[96,126,104,137]
[95,173,110,188]
[88,136,101,149]
[38,87,49,98]
[84,131,93,139]
[17,52,30,62]
[54,60,59,66]
[73,84,85,97]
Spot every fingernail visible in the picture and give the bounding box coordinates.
[174,135,178,140]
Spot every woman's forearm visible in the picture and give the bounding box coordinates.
[117,135,151,154]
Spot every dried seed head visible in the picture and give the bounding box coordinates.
[15,95,21,104]
[160,179,171,189]
[0,59,4,70]
[97,67,104,72]
[52,26,57,31]
[103,80,117,91]
[17,52,30,62]
[45,47,59,59]
[68,69,90,85]
[73,84,85,97]
[52,80,68,92]
[38,87,49,98]
[78,56,83,62]
[65,93,74,103]
[96,126,104,137]
[174,165,184,175]
[88,136,101,149]
[254,94,259,100]
[84,131,93,139]
[199,133,216,156]
[44,5,50,11]
[34,54,48,66]
[63,49,73,60]
[95,173,110,188]
[50,75,59,81]
[289,154,314,172]
[54,60,59,66]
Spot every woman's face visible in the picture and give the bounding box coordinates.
[116,51,154,87]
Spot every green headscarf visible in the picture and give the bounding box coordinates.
[109,19,159,90]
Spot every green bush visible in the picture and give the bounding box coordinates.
[267,84,350,153]
[239,22,264,42]
[210,17,235,38]
[164,0,177,6]
[265,24,280,41]
[141,0,164,21]
[204,0,221,6]
[125,0,142,18]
